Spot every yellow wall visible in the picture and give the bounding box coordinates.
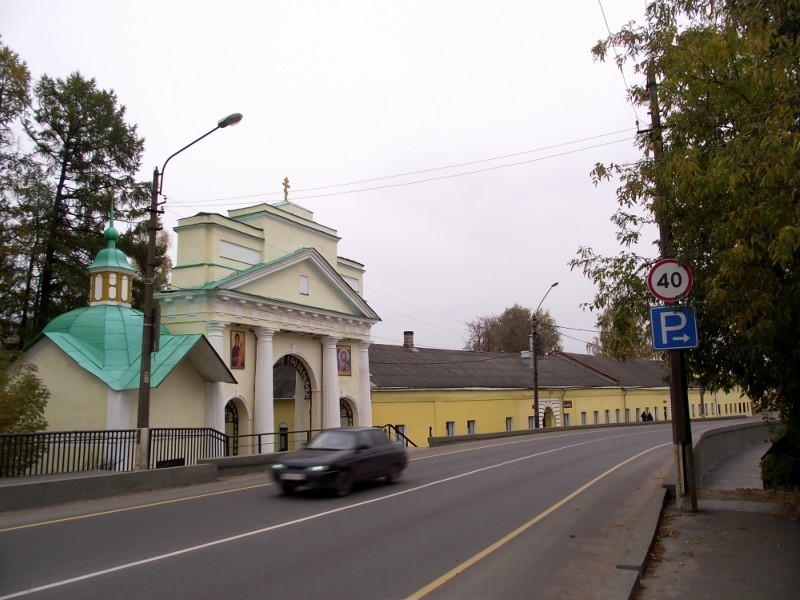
[150,359,207,428]
[30,342,111,431]
[372,384,754,447]
[372,388,531,444]
[28,339,218,432]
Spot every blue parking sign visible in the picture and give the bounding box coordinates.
[650,306,699,350]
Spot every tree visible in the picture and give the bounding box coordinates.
[0,349,48,433]
[23,72,147,338]
[0,38,30,157]
[572,1,800,450]
[0,43,172,349]
[0,348,49,476]
[464,304,563,354]
[0,40,32,346]
[587,306,658,359]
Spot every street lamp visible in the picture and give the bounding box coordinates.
[136,112,243,469]
[531,281,558,429]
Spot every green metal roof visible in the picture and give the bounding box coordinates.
[87,222,137,274]
[42,305,232,390]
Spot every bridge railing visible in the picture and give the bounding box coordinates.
[0,430,138,476]
[1,424,417,477]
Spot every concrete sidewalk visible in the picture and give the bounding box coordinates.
[634,442,800,600]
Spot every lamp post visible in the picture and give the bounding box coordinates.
[531,281,558,429]
[136,113,242,469]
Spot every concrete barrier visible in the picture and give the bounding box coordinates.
[692,419,770,490]
[198,453,275,477]
[0,464,217,513]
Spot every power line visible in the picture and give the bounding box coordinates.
[171,130,636,207]
[596,0,643,126]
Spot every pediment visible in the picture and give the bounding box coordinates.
[210,248,378,320]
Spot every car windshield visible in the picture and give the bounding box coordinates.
[306,430,358,450]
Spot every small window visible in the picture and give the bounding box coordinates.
[581,412,587,426]
[445,421,455,436]
[528,416,535,429]
[615,408,621,423]
[467,420,476,435]
[505,417,513,432]
[299,275,309,295]
[604,409,610,424]
[625,408,631,423]
[593,410,599,425]
[564,413,571,427]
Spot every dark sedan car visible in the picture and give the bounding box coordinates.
[270,427,408,496]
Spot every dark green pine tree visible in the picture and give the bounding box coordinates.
[22,72,147,342]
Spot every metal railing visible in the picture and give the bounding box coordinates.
[380,424,418,447]
[148,428,227,469]
[0,430,138,477]
[226,428,321,455]
[1,424,417,477]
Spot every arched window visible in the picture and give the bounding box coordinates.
[340,399,354,427]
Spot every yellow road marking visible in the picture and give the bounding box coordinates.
[0,483,271,533]
[405,442,671,599]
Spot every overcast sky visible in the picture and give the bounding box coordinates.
[3,0,655,353]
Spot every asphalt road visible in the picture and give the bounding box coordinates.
[0,423,727,600]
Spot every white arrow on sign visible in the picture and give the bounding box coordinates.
[656,309,687,345]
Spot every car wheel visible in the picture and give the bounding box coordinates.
[386,464,402,484]
[280,483,296,495]
[333,470,353,497]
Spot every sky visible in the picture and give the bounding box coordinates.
[2,0,656,353]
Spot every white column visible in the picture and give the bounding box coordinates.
[358,341,372,426]
[106,389,132,430]
[205,321,226,431]
[255,328,276,453]
[321,336,340,429]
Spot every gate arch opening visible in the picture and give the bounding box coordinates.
[274,354,314,432]
[225,400,239,455]
[340,398,354,427]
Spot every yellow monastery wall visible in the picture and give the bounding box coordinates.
[372,384,753,447]
[31,342,110,431]
[150,359,207,428]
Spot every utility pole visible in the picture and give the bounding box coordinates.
[135,112,242,470]
[531,282,558,429]
[648,69,697,511]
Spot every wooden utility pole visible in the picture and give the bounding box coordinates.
[647,69,698,511]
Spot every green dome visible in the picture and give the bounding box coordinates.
[88,223,137,274]
[45,305,145,370]
[43,305,174,390]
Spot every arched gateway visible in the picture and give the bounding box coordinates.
[272,355,314,442]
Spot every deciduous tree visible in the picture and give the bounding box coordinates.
[572,1,800,446]
[0,349,48,433]
[464,304,562,354]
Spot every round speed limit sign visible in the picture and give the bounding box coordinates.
[647,258,693,301]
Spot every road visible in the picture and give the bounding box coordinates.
[0,422,729,599]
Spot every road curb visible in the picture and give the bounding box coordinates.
[599,485,668,600]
